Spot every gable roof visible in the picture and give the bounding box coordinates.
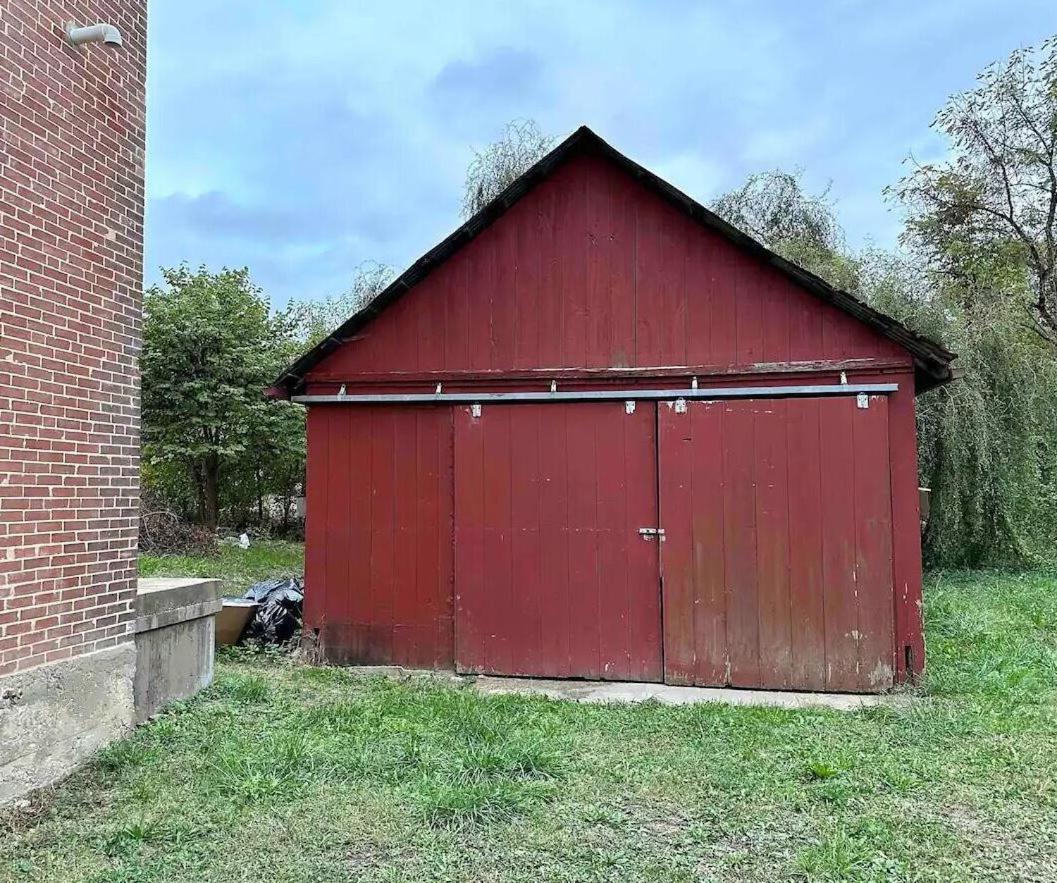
[271,126,957,395]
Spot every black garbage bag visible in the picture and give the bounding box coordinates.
[242,577,304,644]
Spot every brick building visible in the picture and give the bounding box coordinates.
[1,2,147,800]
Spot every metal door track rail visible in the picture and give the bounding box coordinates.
[292,383,898,405]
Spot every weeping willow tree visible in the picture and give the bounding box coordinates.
[462,119,554,217]
[712,169,1057,567]
[891,34,1057,565]
[283,261,395,347]
[916,311,1057,565]
[868,249,1057,566]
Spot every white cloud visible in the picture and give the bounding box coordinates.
[144,0,1055,303]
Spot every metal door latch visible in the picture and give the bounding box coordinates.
[638,527,666,541]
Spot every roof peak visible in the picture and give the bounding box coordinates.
[271,126,955,396]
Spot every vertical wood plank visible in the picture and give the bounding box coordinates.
[536,181,563,368]
[509,406,542,675]
[585,160,614,369]
[633,195,658,366]
[538,405,570,676]
[368,409,396,662]
[753,399,793,688]
[760,271,791,364]
[635,199,686,365]
[322,409,346,637]
[818,397,859,691]
[391,411,418,664]
[443,257,470,371]
[710,241,738,367]
[689,401,728,685]
[734,257,764,367]
[466,239,493,372]
[514,199,541,369]
[453,406,485,672]
[342,410,373,661]
[435,409,456,667]
[658,400,695,684]
[852,396,896,689]
[659,212,688,365]
[684,232,713,365]
[481,405,513,673]
[557,162,588,368]
[785,398,827,690]
[328,408,351,638]
[722,402,761,686]
[381,297,417,373]
[624,403,662,682]
[330,409,355,655]
[412,411,437,666]
[491,214,518,370]
[565,403,600,678]
[417,264,447,371]
[787,289,824,363]
[303,408,329,638]
[887,378,925,682]
[608,172,637,368]
[594,404,628,678]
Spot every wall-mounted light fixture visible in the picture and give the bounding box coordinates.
[65,21,123,47]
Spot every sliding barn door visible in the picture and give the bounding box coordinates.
[454,402,662,681]
[658,395,895,692]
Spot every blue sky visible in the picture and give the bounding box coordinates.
[145,1,1054,306]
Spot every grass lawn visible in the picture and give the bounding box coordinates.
[138,540,304,595]
[3,562,1057,882]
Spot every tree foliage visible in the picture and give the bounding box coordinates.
[712,163,1057,567]
[141,261,396,536]
[284,261,394,347]
[462,119,554,217]
[894,36,1057,343]
[142,45,1057,568]
[141,267,303,532]
[712,170,861,291]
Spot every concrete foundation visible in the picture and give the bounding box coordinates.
[0,578,221,806]
[0,643,136,806]
[337,666,910,711]
[134,578,221,722]
[472,676,911,710]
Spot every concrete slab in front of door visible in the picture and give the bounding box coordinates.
[471,675,912,711]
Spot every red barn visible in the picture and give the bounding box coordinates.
[271,127,955,692]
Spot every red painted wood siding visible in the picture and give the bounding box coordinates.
[887,381,925,681]
[299,147,927,687]
[306,153,909,383]
[658,396,895,692]
[453,403,663,681]
[304,406,454,667]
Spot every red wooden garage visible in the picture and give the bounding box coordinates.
[270,127,956,692]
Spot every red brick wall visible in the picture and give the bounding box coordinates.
[0,2,147,675]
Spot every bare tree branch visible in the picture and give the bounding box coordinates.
[895,35,1057,342]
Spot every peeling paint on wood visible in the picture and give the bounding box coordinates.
[658,397,895,691]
